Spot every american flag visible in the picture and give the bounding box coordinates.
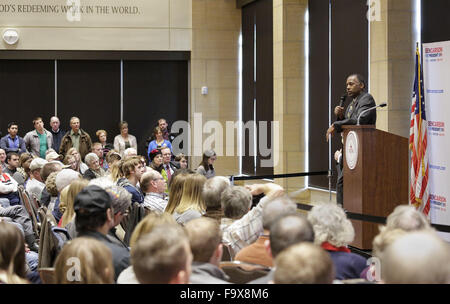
[409,44,430,216]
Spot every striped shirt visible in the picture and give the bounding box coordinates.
[142,192,168,214]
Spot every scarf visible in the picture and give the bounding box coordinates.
[321,242,351,253]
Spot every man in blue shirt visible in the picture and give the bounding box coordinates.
[0,122,27,155]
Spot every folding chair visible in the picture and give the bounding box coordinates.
[18,185,40,238]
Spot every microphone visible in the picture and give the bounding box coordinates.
[339,94,347,107]
[357,103,387,125]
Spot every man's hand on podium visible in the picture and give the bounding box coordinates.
[326,124,335,142]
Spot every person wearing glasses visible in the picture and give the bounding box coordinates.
[196,150,216,179]
[140,170,168,215]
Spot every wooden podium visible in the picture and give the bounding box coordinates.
[342,126,408,249]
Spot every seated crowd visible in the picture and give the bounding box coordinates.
[0,116,449,285]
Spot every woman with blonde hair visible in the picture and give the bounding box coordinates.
[114,121,138,157]
[117,213,178,284]
[54,237,114,284]
[58,179,90,228]
[164,171,191,215]
[64,147,88,174]
[0,221,28,284]
[166,173,206,225]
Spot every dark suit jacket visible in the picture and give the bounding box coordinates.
[333,92,377,133]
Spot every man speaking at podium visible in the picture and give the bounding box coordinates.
[325,74,377,206]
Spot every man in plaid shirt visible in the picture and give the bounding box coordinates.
[222,183,284,258]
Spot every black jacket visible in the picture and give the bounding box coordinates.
[78,230,130,282]
[333,92,377,133]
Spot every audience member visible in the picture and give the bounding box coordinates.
[141,170,168,214]
[381,231,450,284]
[104,185,132,248]
[166,173,206,225]
[360,204,433,281]
[96,129,114,157]
[384,204,431,232]
[39,161,63,207]
[0,161,20,207]
[105,150,122,173]
[222,183,284,257]
[0,149,6,171]
[4,152,20,177]
[123,147,137,159]
[175,153,188,169]
[273,242,335,284]
[0,221,28,284]
[114,121,138,157]
[158,118,172,141]
[45,149,61,162]
[64,147,88,174]
[149,148,163,173]
[185,217,230,284]
[44,171,59,208]
[161,147,179,184]
[13,152,34,186]
[220,185,253,231]
[49,116,65,152]
[117,213,177,284]
[0,122,27,154]
[249,214,315,284]
[54,237,114,284]
[23,117,53,158]
[59,179,90,228]
[74,185,130,281]
[131,224,192,284]
[83,152,106,180]
[197,149,216,179]
[307,203,366,280]
[59,116,92,161]
[25,157,48,200]
[147,127,172,161]
[235,195,298,267]
[117,157,145,204]
[53,169,82,223]
[202,176,230,222]
[92,142,108,170]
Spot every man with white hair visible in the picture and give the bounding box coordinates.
[140,170,168,214]
[123,148,137,159]
[49,116,65,152]
[381,231,450,284]
[83,152,105,180]
[26,157,48,200]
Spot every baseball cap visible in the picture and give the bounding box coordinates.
[30,158,48,171]
[45,151,61,162]
[74,185,112,214]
